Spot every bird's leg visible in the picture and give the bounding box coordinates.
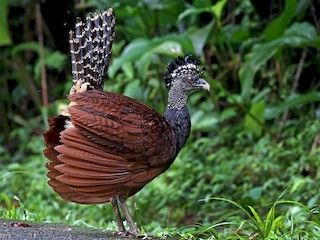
[117,195,139,235]
[110,197,126,233]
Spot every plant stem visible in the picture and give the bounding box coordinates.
[36,2,48,108]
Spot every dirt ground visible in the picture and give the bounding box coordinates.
[0,219,139,240]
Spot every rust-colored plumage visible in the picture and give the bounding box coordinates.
[44,90,177,204]
[43,8,209,236]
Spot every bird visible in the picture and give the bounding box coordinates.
[43,8,210,236]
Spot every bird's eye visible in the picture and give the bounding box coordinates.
[187,78,193,84]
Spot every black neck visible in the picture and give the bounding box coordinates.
[163,105,191,154]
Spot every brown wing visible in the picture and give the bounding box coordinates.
[44,89,177,204]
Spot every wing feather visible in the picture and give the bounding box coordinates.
[68,89,177,165]
[44,90,178,204]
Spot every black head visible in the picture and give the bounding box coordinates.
[164,55,209,93]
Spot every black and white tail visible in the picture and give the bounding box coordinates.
[69,8,115,93]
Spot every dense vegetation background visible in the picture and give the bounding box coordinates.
[1,0,320,239]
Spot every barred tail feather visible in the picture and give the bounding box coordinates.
[69,8,115,93]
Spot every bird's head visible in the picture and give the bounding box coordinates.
[164,55,210,94]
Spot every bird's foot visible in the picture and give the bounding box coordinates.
[114,230,139,238]
[114,229,155,239]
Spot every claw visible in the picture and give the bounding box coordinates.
[114,230,138,238]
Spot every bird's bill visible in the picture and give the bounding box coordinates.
[195,78,210,91]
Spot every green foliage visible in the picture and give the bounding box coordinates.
[244,101,265,136]
[11,41,67,80]
[1,0,320,238]
[265,92,320,119]
[134,117,320,226]
[239,21,320,103]
[108,34,191,78]
[263,0,297,41]
[178,0,227,23]
[0,0,11,46]
[186,197,320,239]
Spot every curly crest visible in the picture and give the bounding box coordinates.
[164,55,205,89]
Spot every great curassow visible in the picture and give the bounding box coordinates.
[43,8,210,236]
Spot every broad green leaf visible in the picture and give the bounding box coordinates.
[122,62,134,79]
[0,0,11,46]
[108,39,159,78]
[136,52,152,80]
[12,41,66,80]
[238,65,255,104]
[35,51,67,80]
[44,51,67,71]
[244,102,265,137]
[239,22,320,101]
[178,0,226,22]
[151,41,182,55]
[264,0,297,41]
[239,41,280,102]
[285,22,317,39]
[123,79,142,99]
[191,110,219,131]
[178,7,210,23]
[283,22,320,48]
[108,34,194,78]
[136,40,182,79]
[11,42,39,55]
[220,108,237,121]
[188,20,215,56]
[210,0,227,21]
[229,26,250,43]
[252,88,271,103]
[246,187,263,200]
[265,92,320,119]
